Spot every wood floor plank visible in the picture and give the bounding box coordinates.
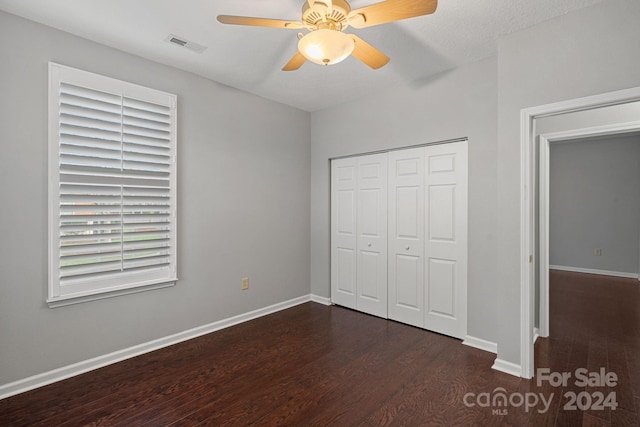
[608,341,637,413]
[1,270,639,426]
[56,304,330,426]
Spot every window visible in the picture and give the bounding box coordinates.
[48,63,177,307]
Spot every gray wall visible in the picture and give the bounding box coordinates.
[310,57,499,344]
[549,135,640,275]
[0,11,311,385]
[496,0,640,364]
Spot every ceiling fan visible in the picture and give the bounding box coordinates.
[217,0,438,71]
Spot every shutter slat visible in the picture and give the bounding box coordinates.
[60,195,121,204]
[123,125,170,141]
[61,83,121,105]
[123,186,170,196]
[60,113,121,132]
[59,203,122,214]
[123,195,169,204]
[123,239,170,251]
[124,105,170,123]
[123,150,170,165]
[123,216,170,226]
[61,143,121,161]
[60,183,121,196]
[61,153,122,170]
[59,93,121,115]
[124,225,170,235]
[123,115,170,132]
[61,103,121,124]
[60,242,122,257]
[122,229,170,239]
[60,165,169,182]
[123,160,170,173]
[123,248,170,258]
[60,231,122,244]
[60,261,123,278]
[123,133,170,147]
[61,250,122,263]
[61,134,122,151]
[61,223,122,233]
[60,124,121,142]
[123,142,170,156]
[60,215,122,228]
[123,97,170,115]
[123,256,170,270]
[124,210,170,218]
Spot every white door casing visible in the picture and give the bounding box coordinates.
[423,141,468,339]
[520,86,640,379]
[387,148,425,328]
[356,153,388,317]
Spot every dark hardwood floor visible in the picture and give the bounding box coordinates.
[1,270,639,426]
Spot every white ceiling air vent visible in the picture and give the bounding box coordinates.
[165,34,207,54]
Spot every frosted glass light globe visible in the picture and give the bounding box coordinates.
[298,29,355,65]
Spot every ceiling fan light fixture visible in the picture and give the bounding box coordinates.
[298,29,354,65]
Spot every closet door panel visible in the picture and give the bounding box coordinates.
[331,158,358,309]
[356,153,387,318]
[388,148,424,328]
[424,141,468,338]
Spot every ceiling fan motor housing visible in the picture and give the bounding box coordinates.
[302,0,351,27]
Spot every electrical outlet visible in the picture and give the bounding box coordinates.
[595,248,602,256]
[242,277,249,290]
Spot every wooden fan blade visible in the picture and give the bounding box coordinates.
[217,15,305,30]
[349,35,390,69]
[282,51,307,71]
[348,0,437,29]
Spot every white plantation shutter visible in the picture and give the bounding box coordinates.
[48,63,177,305]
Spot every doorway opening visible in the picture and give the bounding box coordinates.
[520,86,640,379]
[538,128,640,339]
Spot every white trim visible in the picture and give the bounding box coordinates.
[520,106,534,379]
[539,136,550,339]
[533,328,540,344]
[47,280,176,308]
[0,294,319,400]
[463,335,497,354]
[492,358,522,377]
[550,265,639,279]
[310,294,332,305]
[520,86,640,380]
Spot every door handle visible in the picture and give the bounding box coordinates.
[405,246,410,250]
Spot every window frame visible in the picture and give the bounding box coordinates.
[47,63,178,307]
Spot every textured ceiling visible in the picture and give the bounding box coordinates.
[0,0,607,111]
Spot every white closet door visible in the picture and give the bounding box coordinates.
[331,157,358,309]
[387,148,425,327]
[423,141,468,338]
[356,154,388,318]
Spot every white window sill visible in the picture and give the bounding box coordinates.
[47,280,176,308]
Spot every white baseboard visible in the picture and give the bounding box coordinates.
[492,358,522,377]
[310,294,332,306]
[550,265,639,279]
[0,294,324,400]
[463,335,497,354]
[533,328,540,344]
